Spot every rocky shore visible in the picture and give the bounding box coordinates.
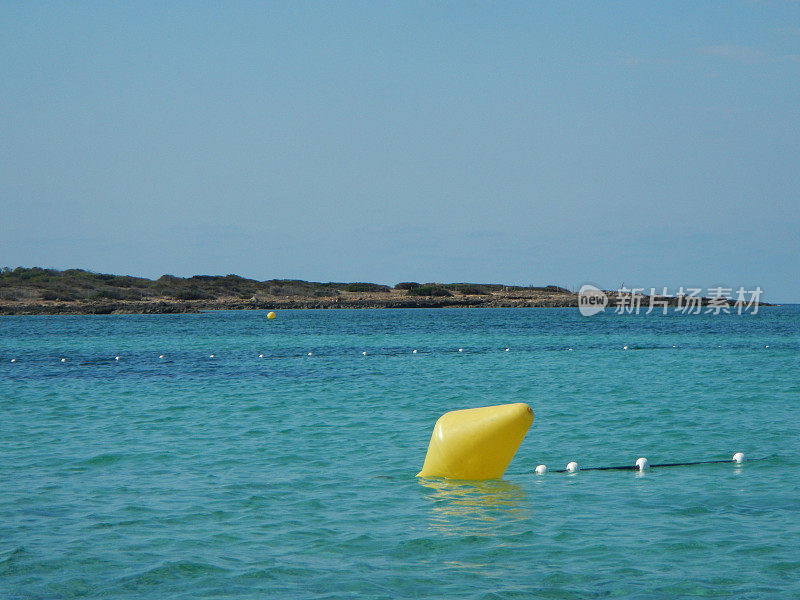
[0,290,762,316]
[0,289,581,315]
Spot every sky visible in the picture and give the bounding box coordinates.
[2,2,799,301]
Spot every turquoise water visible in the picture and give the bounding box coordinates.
[2,307,799,599]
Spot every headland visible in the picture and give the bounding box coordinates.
[0,267,762,315]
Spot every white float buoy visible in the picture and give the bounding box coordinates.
[765,345,769,349]
[362,351,367,356]
[566,461,579,473]
[458,348,463,353]
[505,348,510,352]
[672,345,676,348]
[115,356,120,361]
[258,354,264,358]
[61,358,66,363]
[10,358,16,363]
[623,345,628,350]
[412,349,418,354]
[636,457,649,471]
[209,354,215,358]
[535,464,547,475]
[568,348,573,351]
[159,354,165,359]
[307,352,312,356]
[732,452,745,464]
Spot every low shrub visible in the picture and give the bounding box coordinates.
[343,283,391,293]
[408,285,453,297]
[447,284,490,295]
[92,289,142,300]
[173,289,211,301]
[92,290,125,300]
[41,290,79,301]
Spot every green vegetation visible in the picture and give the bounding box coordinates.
[408,285,453,297]
[342,283,391,293]
[0,268,394,302]
[0,267,573,305]
[444,283,491,295]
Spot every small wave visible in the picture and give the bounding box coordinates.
[79,452,128,467]
[77,450,174,468]
[0,546,27,570]
[115,560,231,588]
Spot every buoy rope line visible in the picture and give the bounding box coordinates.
[536,453,775,475]
[6,344,778,364]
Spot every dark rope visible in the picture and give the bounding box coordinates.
[550,455,775,473]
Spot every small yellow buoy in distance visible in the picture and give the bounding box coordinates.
[267,311,276,319]
[417,402,533,480]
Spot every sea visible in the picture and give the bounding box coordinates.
[1,306,799,599]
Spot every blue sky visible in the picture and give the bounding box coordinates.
[2,2,798,301]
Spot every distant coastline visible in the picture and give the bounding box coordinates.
[0,267,767,315]
[0,268,582,314]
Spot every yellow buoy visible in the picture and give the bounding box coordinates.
[267,311,276,319]
[417,402,533,480]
